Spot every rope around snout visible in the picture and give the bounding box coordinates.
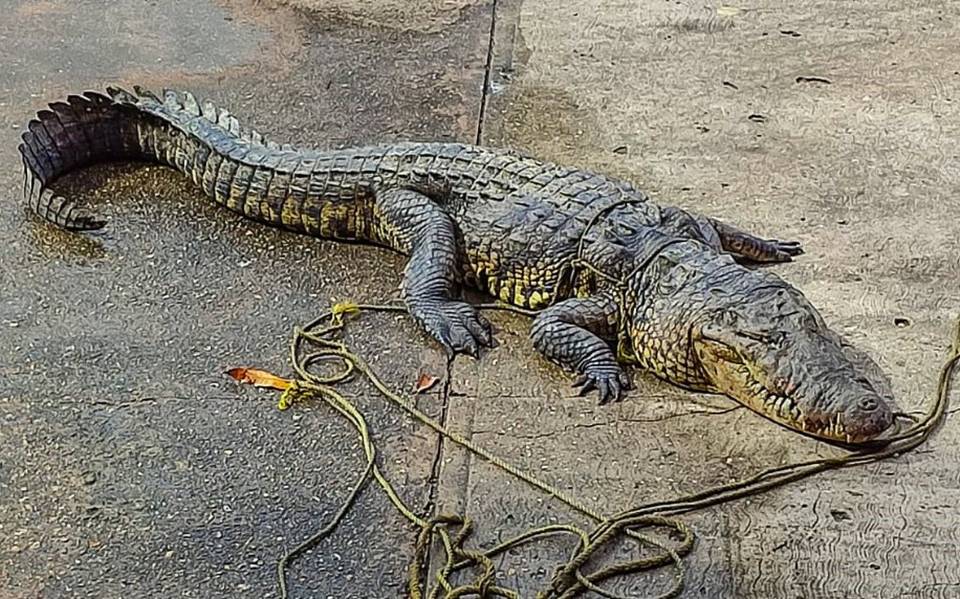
[272,303,959,599]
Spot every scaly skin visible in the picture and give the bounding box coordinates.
[17,87,897,444]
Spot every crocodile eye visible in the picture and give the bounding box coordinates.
[858,397,878,411]
[655,260,694,297]
[717,309,738,326]
[739,329,784,346]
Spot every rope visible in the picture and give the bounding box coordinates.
[271,301,959,599]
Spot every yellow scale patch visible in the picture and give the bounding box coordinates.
[491,272,552,308]
[320,203,348,238]
[497,280,513,303]
[226,165,251,213]
[527,290,546,309]
[469,246,555,309]
[280,197,302,229]
[302,207,321,233]
[260,202,279,223]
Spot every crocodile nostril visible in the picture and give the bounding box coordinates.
[858,397,878,411]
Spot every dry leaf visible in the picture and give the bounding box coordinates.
[227,367,293,391]
[716,5,742,17]
[414,372,440,394]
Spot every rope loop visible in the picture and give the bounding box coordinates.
[272,304,958,599]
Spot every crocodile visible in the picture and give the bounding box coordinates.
[17,87,898,444]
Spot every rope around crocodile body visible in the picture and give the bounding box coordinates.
[271,302,958,599]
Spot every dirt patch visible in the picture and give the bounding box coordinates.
[267,0,484,33]
[14,0,67,17]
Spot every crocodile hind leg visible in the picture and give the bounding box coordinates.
[708,218,803,263]
[375,187,495,358]
[530,293,631,404]
[661,207,802,263]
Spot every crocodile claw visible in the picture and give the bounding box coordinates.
[767,239,804,260]
[411,300,496,359]
[574,367,632,405]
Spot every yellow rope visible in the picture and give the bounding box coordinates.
[273,304,959,598]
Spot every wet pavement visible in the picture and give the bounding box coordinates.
[1,0,959,598]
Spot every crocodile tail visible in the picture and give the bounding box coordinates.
[19,91,128,230]
[18,87,283,231]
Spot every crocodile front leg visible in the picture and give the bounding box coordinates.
[530,293,631,404]
[375,187,495,358]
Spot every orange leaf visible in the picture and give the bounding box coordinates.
[414,372,440,394]
[226,367,293,391]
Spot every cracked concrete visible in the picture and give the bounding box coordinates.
[2,0,959,598]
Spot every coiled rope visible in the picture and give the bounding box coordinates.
[272,302,958,599]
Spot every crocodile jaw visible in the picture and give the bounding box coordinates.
[694,332,897,444]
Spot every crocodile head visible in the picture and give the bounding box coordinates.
[625,248,897,445]
[694,311,896,444]
[691,280,896,444]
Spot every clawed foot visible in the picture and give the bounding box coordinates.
[764,239,804,261]
[410,299,497,358]
[729,235,804,263]
[573,365,632,405]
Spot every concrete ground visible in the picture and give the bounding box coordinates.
[0,0,958,597]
